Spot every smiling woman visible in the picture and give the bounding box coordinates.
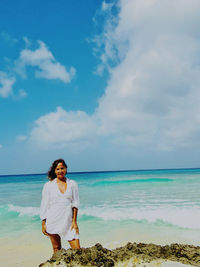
[40,158,80,252]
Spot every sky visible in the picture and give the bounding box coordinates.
[1,0,200,175]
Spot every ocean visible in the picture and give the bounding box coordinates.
[0,168,200,248]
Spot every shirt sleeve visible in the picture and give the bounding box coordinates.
[71,181,80,209]
[40,182,50,220]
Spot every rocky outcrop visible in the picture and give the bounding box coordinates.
[39,242,200,267]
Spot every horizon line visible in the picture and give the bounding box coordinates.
[0,166,200,178]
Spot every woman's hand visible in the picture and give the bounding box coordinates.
[70,220,79,234]
[42,220,49,236]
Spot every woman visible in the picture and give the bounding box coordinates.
[40,159,80,252]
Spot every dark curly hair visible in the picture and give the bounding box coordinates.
[48,158,68,180]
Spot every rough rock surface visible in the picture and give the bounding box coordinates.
[39,242,200,267]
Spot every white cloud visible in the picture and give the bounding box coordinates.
[0,72,16,98]
[0,38,74,99]
[102,1,114,12]
[30,107,97,148]
[96,0,200,150]
[16,40,76,83]
[0,144,3,149]
[29,0,200,152]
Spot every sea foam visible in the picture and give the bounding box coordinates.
[4,204,200,230]
[8,204,39,216]
[79,206,200,229]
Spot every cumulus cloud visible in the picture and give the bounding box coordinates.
[30,0,200,152]
[0,39,75,98]
[30,107,97,148]
[0,72,16,98]
[96,0,200,150]
[16,40,76,83]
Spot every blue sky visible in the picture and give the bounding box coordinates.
[1,0,200,174]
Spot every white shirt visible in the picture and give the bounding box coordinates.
[40,178,79,241]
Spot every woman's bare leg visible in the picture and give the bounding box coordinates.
[69,239,80,249]
[49,234,62,253]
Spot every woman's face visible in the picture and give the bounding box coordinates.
[55,162,67,180]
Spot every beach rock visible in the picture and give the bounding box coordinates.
[39,242,200,267]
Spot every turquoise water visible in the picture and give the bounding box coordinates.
[0,168,200,244]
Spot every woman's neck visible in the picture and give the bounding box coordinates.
[56,177,66,182]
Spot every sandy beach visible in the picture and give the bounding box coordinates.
[1,230,199,267]
[0,234,50,267]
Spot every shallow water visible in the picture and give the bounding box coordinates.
[0,168,200,245]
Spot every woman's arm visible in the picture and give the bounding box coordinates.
[71,207,79,234]
[72,207,78,222]
[71,181,80,234]
[42,219,49,236]
[40,183,50,220]
[40,183,50,236]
